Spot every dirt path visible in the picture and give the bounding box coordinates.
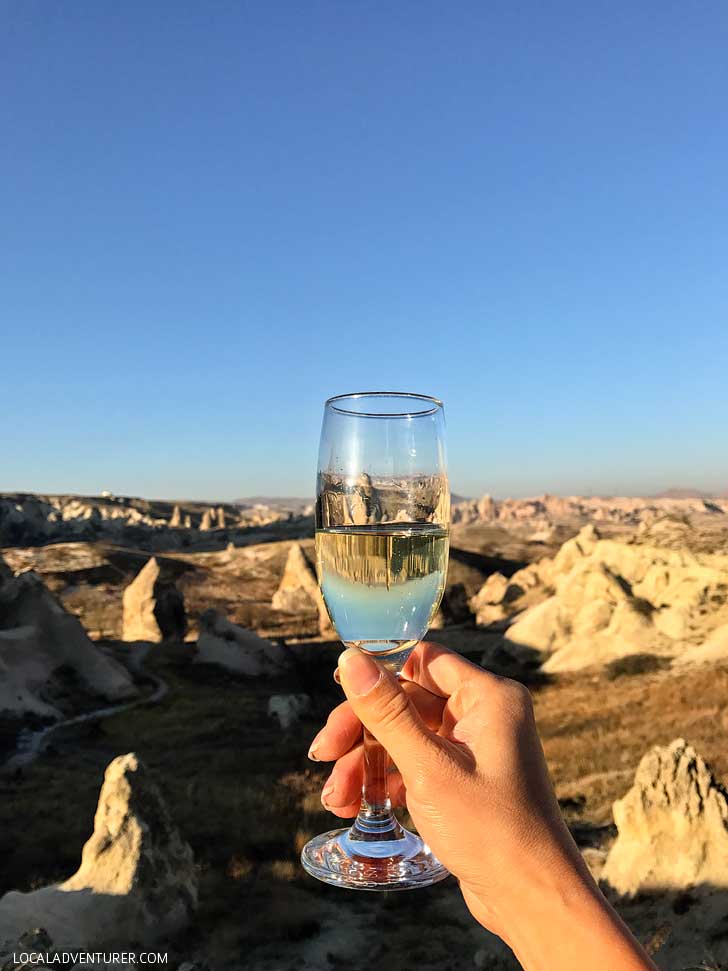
[3,644,168,773]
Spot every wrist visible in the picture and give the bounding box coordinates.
[465,849,656,971]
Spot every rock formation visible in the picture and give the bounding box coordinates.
[0,753,197,947]
[272,543,333,635]
[0,571,137,720]
[267,693,312,730]
[195,609,288,676]
[450,492,727,531]
[602,739,728,895]
[479,524,728,672]
[122,558,187,643]
[0,493,175,546]
[470,572,512,625]
[199,509,215,531]
[216,506,226,529]
[477,494,496,520]
[676,622,728,666]
[3,489,724,549]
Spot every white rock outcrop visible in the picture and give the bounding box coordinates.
[0,753,197,947]
[676,622,728,666]
[0,572,137,720]
[194,609,288,676]
[122,558,187,643]
[272,543,333,635]
[491,524,728,672]
[267,693,312,730]
[199,509,215,531]
[602,738,728,895]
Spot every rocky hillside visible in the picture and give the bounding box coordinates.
[0,555,138,730]
[0,493,313,549]
[452,492,728,532]
[472,520,728,673]
[1,491,728,969]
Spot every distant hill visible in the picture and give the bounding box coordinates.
[652,488,721,500]
[233,497,312,513]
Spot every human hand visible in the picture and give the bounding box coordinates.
[308,642,656,971]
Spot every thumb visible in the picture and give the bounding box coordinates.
[338,648,437,771]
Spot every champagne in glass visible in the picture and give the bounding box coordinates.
[316,523,448,656]
[301,392,450,890]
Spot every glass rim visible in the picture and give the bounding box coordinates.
[325,391,443,418]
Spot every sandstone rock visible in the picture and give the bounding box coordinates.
[267,693,312,730]
[470,572,508,612]
[471,603,509,627]
[0,753,197,947]
[551,524,601,575]
[199,509,214,531]
[195,609,288,676]
[0,626,64,719]
[581,847,608,882]
[556,559,628,610]
[183,514,192,528]
[122,558,187,643]
[216,506,226,529]
[542,597,660,673]
[169,504,183,528]
[0,572,137,719]
[501,531,711,672]
[504,597,562,661]
[676,622,728,666]
[528,526,559,543]
[470,569,527,625]
[602,738,728,895]
[477,494,496,520]
[272,543,333,635]
[451,499,479,526]
[653,605,691,640]
[504,561,544,593]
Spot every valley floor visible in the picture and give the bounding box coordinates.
[3,637,727,970]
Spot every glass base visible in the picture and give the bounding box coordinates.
[301,822,449,891]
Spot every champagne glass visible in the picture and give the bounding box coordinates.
[301,391,450,891]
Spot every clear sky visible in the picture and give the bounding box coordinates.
[2,2,726,501]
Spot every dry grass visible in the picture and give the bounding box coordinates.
[0,639,485,967]
[535,663,728,825]
[3,638,728,968]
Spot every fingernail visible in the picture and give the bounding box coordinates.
[321,778,336,808]
[307,730,324,761]
[339,648,382,697]
[333,667,341,685]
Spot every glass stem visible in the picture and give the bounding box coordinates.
[352,728,403,840]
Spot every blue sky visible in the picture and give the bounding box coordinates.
[2,2,726,500]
